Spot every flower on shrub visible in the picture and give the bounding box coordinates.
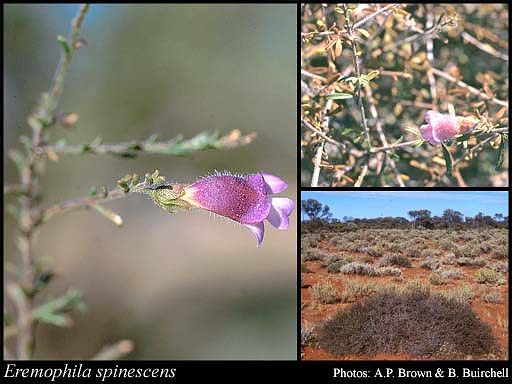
[147,171,294,247]
[420,110,478,145]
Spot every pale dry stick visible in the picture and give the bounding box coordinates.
[380,13,456,55]
[308,155,321,184]
[365,87,405,186]
[301,31,338,39]
[353,3,400,29]
[301,119,345,149]
[354,164,368,187]
[430,67,508,108]
[463,21,508,49]
[342,4,372,187]
[311,97,334,187]
[425,10,438,103]
[462,31,508,61]
[92,339,134,360]
[301,69,327,83]
[343,4,371,147]
[310,6,333,188]
[370,140,422,153]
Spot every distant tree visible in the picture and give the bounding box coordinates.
[408,210,432,229]
[442,209,464,228]
[494,213,504,222]
[301,198,332,222]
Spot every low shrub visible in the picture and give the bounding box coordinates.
[456,257,486,267]
[441,252,457,265]
[475,268,506,285]
[457,244,480,258]
[367,246,385,258]
[440,269,464,280]
[404,247,422,258]
[482,290,504,304]
[378,253,412,268]
[301,322,315,346]
[317,286,498,358]
[492,245,508,260]
[377,266,403,277]
[420,249,441,258]
[310,281,341,304]
[440,286,475,304]
[492,261,508,274]
[303,248,327,261]
[326,257,354,273]
[339,262,380,276]
[429,272,448,285]
[341,280,380,302]
[421,257,441,270]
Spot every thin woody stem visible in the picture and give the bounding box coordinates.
[41,182,147,224]
[13,4,90,360]
[430,67,508,108]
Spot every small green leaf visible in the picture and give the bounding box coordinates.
[389,153,400,161]
[405,126,421,138]
[34,311,73,327]
[365,70,380,81]
[441,143,453,174]
[326,93,353,100]
[391,136,404,146]
[495,135,505,170]
[356,28,370,39]
[413,139,424,148]
[57,35,70,55]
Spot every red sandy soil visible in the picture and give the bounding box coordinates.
[301,239,509,361]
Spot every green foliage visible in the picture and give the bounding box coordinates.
[32,289,86,327]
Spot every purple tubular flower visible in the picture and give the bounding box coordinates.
[419,110,459,145]
[181,172,294,247]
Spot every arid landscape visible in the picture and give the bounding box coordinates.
[301,222,508,360]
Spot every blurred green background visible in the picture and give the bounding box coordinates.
[4,4,297,359]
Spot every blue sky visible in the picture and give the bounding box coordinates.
[301,191,508,220]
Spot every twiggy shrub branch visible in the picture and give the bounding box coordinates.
[301,3,509,187]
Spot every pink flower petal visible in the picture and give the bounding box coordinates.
[420,111,459,145]
[267,197,295,229]
[184,175,270,224]
[243,222,265,247]
[261,173,288,194]
[419,123,437,145]
[430,113,458,143]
